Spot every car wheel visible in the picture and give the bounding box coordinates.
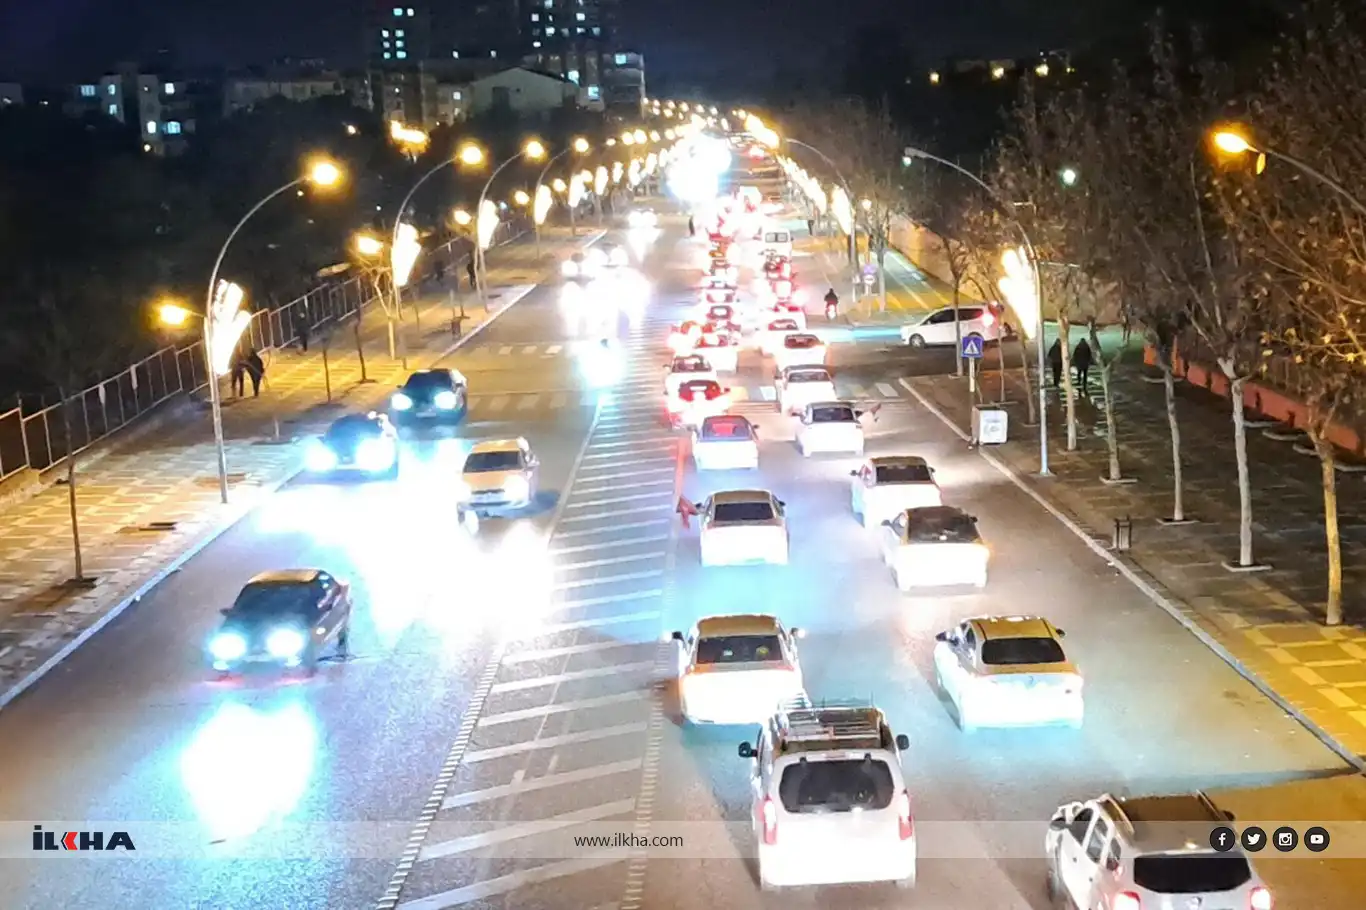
[337,625,351,658]
[906,334,926,349]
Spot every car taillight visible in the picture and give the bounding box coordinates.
[680,387,695,402]
[897,790,914,840]
[1112,893,1141,910]
[981,311,996,326]
[1249,886,1273,910]
[761,797,778,845]
[705,386,720,400]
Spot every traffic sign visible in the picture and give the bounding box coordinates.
[960,334,985,358]
[862,262,878,276]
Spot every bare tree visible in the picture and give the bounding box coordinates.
[912,170,975,376]
[352,253,400,360]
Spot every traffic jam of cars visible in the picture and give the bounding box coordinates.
[656,151,1273,905]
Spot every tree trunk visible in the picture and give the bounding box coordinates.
[1058,315,1078,451]
[1161,359,1185,521]
[353,317,369,382]
[952,280,963,378]
[386,316,397,360]
[1089,320,1123,481]
[1310,429,1343,626]
[59,391,84,581]
[876,244,887,313]
[1227,372,1256,567]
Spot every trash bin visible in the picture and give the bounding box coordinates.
[973,405,1008,445]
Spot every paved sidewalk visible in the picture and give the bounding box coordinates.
[0,228,598,707]
[905,362,1366,763]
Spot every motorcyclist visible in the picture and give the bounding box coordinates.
[824,288,839,319]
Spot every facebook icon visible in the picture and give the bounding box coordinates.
[1209,826,1236,852]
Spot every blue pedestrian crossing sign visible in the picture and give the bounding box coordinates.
[960,334,985,359]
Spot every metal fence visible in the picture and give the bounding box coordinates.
[0,227,511,482]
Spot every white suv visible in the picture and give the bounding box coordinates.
[738,700,916,891]
[1046,793,1272,910]
[900,305,1004,348]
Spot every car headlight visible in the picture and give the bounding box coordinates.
[209,632,247,662]
[454,480,472,500]
[561,261,578,277]
[356,437,396,472]
[392,392,413,411]
[504,475,530,502]
[628,212,642,227]
[610,249,628,266]
[266,628,306,658]
[434,390,458,410]
[305,441,338,472]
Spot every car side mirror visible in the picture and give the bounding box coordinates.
[1055,628,1066,638]
[1104,856,1121,873]
[776,500,786,507]
[881,519,892,528]
[895,733,910,750]
[1048,816,1069,832]
[849,470,859,477]
[219,608,231,616]
[670,631,685,642]
[790,627,805,639]
[738,742,755,759]
[935,631,948,642]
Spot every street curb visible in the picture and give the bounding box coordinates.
[897,376,1366,774]
[0,235,603,713]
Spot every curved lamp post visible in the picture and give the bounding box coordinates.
[783,138,859,273]
[202,158,343,503]
[389,144,484,321]
[472,140,547,303]
[902,145,1050,475]
[533,137,590,250]
[1212,127,1366,220]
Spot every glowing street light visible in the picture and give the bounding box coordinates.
[606,138,618,147]
[458,144,485,166]
[513,189,531,206]
[572,136,590,154]
[1059,167,1079,186]
[664,129,675,140]
[473,140,547,300]
[621,132,636,146]
[632,129,646,144]
[452,209,472,226]
[649,130,660,142]
[354,233,384,257]
[552,178,567,193]
[157,300,192,326]
[1210,125,1366,219]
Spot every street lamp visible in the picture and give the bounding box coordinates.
[473,139,547,301]
[621,132,636,146]
[551,178,567,194]
[633,129,647,144]
[354,232,384,257]
[533,138,592,246]
[1211,126,1366,220]
[452,209,472,227]
[1059,167,1079,187]
[903,144,1050,475]
[784,137,860,283]
[200,157,343,503]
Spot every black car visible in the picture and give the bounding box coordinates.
[304,412,400,478]
[391,368,468,423]
[207,569,352,675]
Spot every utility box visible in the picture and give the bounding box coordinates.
[973,405,1008,445]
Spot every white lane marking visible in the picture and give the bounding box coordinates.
[593,427,664,440]
[498,345,513,355]
[577,456,674,470]
[440,759,643,809]
[549,392,568,409]
[503,639,644,664]
[876,381,899,397]
[528,610,662,636]
[522,345,538,355]
[419,799,636,860]
[546,344,562,355]
[517,395,539,411]
[552,589,664,609]
[553,569,664,589]
[490,661,656,694]
[572,479,674,495]
[758,386,776,401]
[551,534,670,555]
[477,692,648,727]
[847,382,867,397]
[566,492,673,509]
[582,443,673,459]
[463,723,648,763]
[555,552,665,571]
[571,467,675,482]
[395,855,624,909]
[487,394,510,412]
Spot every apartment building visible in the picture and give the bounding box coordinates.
[66,66,205,155]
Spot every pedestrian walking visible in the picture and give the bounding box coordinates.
[1047,339,1063,388]
[466,258,477,291]
[229,351,247,398]
[293,306,310,352]
[688,215,695,237]
[807,218,815,236]
[1073,338,1094,394]
[245,349,265,398]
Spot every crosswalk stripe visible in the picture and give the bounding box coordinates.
[517,395,538,411]
[876,382,899,397]
[395,856,623,908]
[759,386,777,401]
[498,345,513,355]
[440,760,643,809]
[487,395,510,411]
[419,799,635,860]
[546,344,562,355]
[522,345,538,355]
[549,392,567,408]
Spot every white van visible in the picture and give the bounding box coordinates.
[763,229,793,258]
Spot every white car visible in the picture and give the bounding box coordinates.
[627,210,658,228]
[701,277,738,305]
[603,243,630,268]
[692,415,759,470]
[700,303,737,327]
[1046,794,1271,910]
[668,321,705,355]
[670,614,806,724]
[669,379,731,429]
[850,456,942,528]
[695,490,789,566]
[693,333,739,373]
[663,354,718,398]
[878,506,988,590]
[761,228,793,259]
[457,437,540,513]
[795,402,865,457]
[933,616,1083,731]
[776,366,836,415]
[772,334,827,373]
[900,305,1004,349]
[758,318,803,355]
[739,702,916,891]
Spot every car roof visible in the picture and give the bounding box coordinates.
[1100,794,1232,852]
[711,489,774,505]
[701,414,752,429]
[246,568,321,585]
[968,615,1055,641]
[786,333,820,341]
[469,438,527,453]
[783,365,830,376]
[871,455,928,468]
[903,504,970,521]
[697,614,782,636]
[807,400,853,410]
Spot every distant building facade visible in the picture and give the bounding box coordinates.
[0,83,22,106]
[66,66,205,155]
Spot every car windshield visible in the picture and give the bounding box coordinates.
[701,418,752,440]
[779,758,896,813]
[712,501,774,523]
[229,582,315,618]
[980,636,1066,666]
[1131,855,1252,894]
[695,634,783,664]
[785,336,820,349]
[673,359,710,373]
[770,321,798,331]
[788,370,830,384]
[810,406,856,423]
[325,416,380,441]
[907,511,979,544]
[404,371,453,391]
[464,450,522,472]
[876,464,932,484]
[708,307,732,318]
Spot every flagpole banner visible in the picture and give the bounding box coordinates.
[2,821,1357,860]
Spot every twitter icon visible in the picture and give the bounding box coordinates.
[1240,826,1267,852]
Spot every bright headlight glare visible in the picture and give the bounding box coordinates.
[356,437,396,471]
[209,632,247,661]
[434,390,458,409]
[305,441,337,472]
[391,392,413,410]
[504,475,530,501]
[266,628,306,658]
[561,261,578,277]
[454,480,472,500]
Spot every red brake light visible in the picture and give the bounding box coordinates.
[897,790,914,840]
[705,385,721,400]
[1250,886,1273,910]
[1112,893,1141,910]
[761,796,778,845]
[981,310,996,326]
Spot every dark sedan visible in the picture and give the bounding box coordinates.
[207,569,352,675]
[304,412,399,479]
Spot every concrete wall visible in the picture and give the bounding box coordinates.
[468,67,575,117]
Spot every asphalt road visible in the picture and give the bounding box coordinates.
[0,229,622,908]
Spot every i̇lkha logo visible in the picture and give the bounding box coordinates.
[32,825,135,852]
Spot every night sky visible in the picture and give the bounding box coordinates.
[0,0,1132,85]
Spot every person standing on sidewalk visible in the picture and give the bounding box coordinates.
[688,215,695,236]
[1073,338,1093,394]
[293,306,311,352]
[807,217,815,236]
[466,258,477,291]
[229,350,247,398]
[245,349,265,398]
[1047,339,1063,388]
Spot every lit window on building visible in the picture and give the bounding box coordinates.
[396,29,404,36]
[453,90,462,100]
[592,26,600,35]
[491,50,498,58]
[146,120,157,133]
[545,26,554,35]
[397,51,407,59]
[531,12,539,20]
[107,103,119,115]
[576,11,585,19]
[165,121,182,135]
[615,53,627,65]
[396,40,404,47]
[165,83,175,94]
[384,40,391,48]
[393,6,402,14]
[384,52,392,59]
[533,40,541,48]
[587,85,600,100]
[568,69,580,83]
[544,0,552,7]
[407,7,414,14]
[107,83,117,95]
[452,50,460,58]
[80,85,97,97]
[576,27,583,33]
[382,29,389,36]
